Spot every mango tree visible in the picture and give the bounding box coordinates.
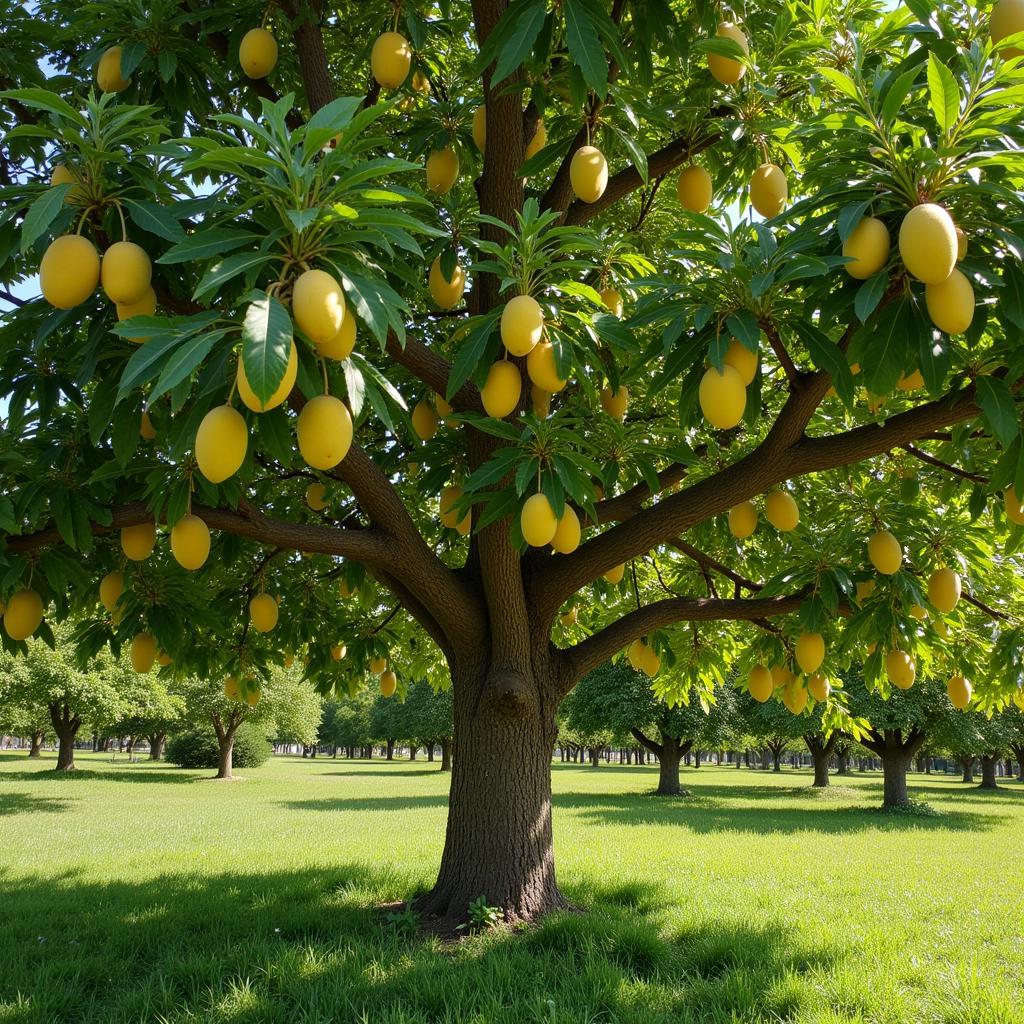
[3,0,1024,924]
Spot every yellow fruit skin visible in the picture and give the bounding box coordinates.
[306,482,327,511]
[842,217,890,279]
[527,340,568,393]
[481,360,522,419]
[867,530,902,575]
[749,163,787,218]
[170,514,211,570]
[807,673,831,702]
[925,268,974,334]
[947,674,972,710]
[604,563,625,584]
[910,604,928,621]
[639,645,660,677]
[990,0,1024,55]
[116,287,157,343]
[928,567,961,614]
[297,395,353,470]
[898,204,957,284]
[569,146,608,204]
[426,147,459,194]
[121,522,156,561]
[3,589,44,641]
[600,386,628,421]
[748,665,773,702]
[370,656,388,675]
[131,633,157,673]
[292,269,345,345]
[723,339,758,385]
[331,643,346,661]
[224,676,242,701]
[698,364,746,429]
[856,579,876,602]
[472,106,486,152]
[50,164,83,204]
[782,681,808,715]
[955,226,968,262]
[521,493,557,547]
[677,165,713,212]
[728,501,758,539]
[771,665,796,688]
[196,405,248,483]
[561,607,578,626]
[600,288,623,318]
[626,639,644,670]
[429,256,466,309]
[158,651,173,667]
[237,341,297,413]
[245,687,261,707]
[1006,487,1024,525]
[897,369,924,392]
[101,241,152,305]
[97,46,130,93]
[318,306,356,360]
[40,236,100,309]
[886,649,916,689]
[239,27,278,79]
[525,119,546,160]
[440,485,469,531]
[249,592,279,633]
[708,22,749,84]
[551,506,582,554]
[765,491,799,532]
[412,399,439,440]
[380,670,397,697]
[371,31,412,89]
[99,571,124,613]
[795,632,825,674]
[501,295,544,356]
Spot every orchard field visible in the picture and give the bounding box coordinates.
[1,752,1021,1024]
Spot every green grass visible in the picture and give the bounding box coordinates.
[0,752,1021,1024]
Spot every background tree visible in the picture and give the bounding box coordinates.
[0,634,128,770]
[400,680,454,769]
[319,692,373,757]
[108,671,185,758]
[563,660,736,794]
[0,689,51,756]
[3,0,1024,924]
[739,691,807,774]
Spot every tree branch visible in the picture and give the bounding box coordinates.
[900,444,988,484]
[561,591,808,685]
[630,726,662,757]
[385,330,484,413]
[668,538,763,592]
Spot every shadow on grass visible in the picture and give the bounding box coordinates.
[277,794,449,813]
[0,764,199,785]
[551,786,1008,833]
[0,865,839,1024]
[0,793,72,816]
[323,767,446,778]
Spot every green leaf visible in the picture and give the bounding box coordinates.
[148,332,224,405]
[157,228,263,265]
[858,299,911,397]
[792,322,855,408]
[976,376,1019,447]
[448,311,501,397]
[927,53,959,135]
[123,198,186,243]
[564,0,607,98]
[837,200,874,244]
[0,88,88,128]
[20,185,71,253]
[303,96,363,152]
[817,67,860,102]
[193,251,270,301]
[609,123,647,183]
[854,272,887,323]
[880,67,920,126]
[492,1,548,84]
[241,294,293,406]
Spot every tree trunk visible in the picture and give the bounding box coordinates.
[416,667,561,927]
[148,733,166,760]
[440,739,452,772]
[386,738,394,760]
[812,751,829,787]
[835,744,851,775]
[49,704,80,772]
[978,754,999,790]
[28,731,44,757]
[427,743,435,762]
[212,713,240,780]
[656,736,686,796]
[588,746,600,767]
[692,749,702,769]
[410,744,418,761]
[960,755,976,783]
[1011,745,1024,781]
[880,751,911,809]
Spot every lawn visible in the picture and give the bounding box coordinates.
[0,752,1021,1024]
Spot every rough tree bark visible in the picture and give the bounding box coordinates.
[960,755,976,783]
[835,742,851,775]
[48,703,81,772]
[978,754,1000,790]
[148,732,166,760]
[860,727,926,810]
[212,711,242,781]
[28,731,44,757]
[440,739,452,772]
[630,727,691,796]
[804,732,838,788]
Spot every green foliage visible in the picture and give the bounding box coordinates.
[164,722,270,769]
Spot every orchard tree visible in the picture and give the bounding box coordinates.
[0,632,128,770]
[0,684,51,756]
[5,0,1024,925]
[107,668,185,757]
[400,679,454,768]
[319,691,373,757]
[738,688,808,773]
[563,660,736,794]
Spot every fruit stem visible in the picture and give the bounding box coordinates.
[320,356,330,395]
[112,199,127,243]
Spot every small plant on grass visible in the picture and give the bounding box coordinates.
[385,906,420,936]
[456,896,503,933]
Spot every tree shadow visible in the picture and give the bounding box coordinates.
[277,794,449,813]
[0,764,199,785]
[323,768,445,778]
[551,788,1007,833]
[0,792,72,816]
[0,866,843,1024]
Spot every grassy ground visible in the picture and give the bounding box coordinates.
[0,752,1021,1024]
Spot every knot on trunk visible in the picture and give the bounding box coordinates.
[483,665,534,719]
